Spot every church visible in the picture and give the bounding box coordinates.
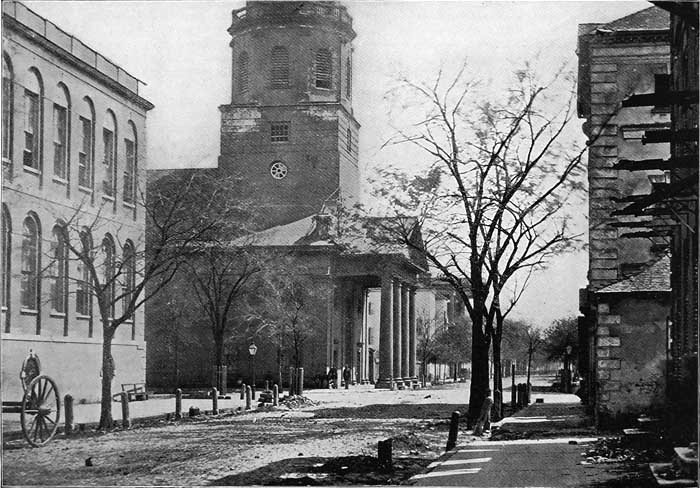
[146,1,462,391]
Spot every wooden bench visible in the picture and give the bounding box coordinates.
[120,383,149,402]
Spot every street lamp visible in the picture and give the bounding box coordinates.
[248,343,258,393]
[565,345,573,393]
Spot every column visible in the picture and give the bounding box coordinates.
[375,275,393,388]
[409,286,417,385]
[392,278,402,388]
[401,283,409,385]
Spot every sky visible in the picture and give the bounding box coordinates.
[24,0,650,326]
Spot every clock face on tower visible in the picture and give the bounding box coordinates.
[270,161,288,179]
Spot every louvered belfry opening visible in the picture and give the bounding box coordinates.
[271,46,289,88]
[315,48,331,89]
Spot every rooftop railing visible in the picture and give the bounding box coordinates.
[3,1,146,96]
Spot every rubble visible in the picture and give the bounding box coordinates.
[279,395,320,410]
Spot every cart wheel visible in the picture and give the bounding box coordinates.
[21,375,60,447]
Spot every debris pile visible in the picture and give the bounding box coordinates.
[279,395,319,410]
[580,437,667,464]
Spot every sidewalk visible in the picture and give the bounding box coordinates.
[410,391,621,487]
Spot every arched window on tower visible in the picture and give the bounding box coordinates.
[271,46,289,88]
[2,53,13,164]
[238,51,249,93]
[315,48,332,89]
[23,69,43,170]
[20,213,40,311]
[53,84,70,181]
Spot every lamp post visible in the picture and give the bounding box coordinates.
[248,342,258,391]
[565,345,573,393]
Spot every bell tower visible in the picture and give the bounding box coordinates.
[218,1,359,229]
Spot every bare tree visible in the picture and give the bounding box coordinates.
[52,171,241,429]
[365,62,595,423]
[251,263,323,386]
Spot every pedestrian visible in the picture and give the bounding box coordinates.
[473,388,494,436]
[343,366,351,389]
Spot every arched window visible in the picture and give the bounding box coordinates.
[50,225,68,313]
[315,48,332,89]
[123,121,137,204]
[78,97,95,189]
[2,53,13,163]
[122,240,136,337]
[345,56,352,99]
[102,234,115,319]
[20,214,40,310]
[102,110,117,197]
[23,69,43,170]
[53,83,70,180]
[1,204,11,331]
[237,51,249,93]
[76,229,92,319]
[271,46,289,88]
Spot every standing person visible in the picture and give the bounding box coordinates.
[473,389,494,436]
[343,366,351,389]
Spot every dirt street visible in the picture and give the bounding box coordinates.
[2,382,470,486]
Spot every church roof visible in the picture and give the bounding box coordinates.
[597,254,671,294]
[244,212,428,271]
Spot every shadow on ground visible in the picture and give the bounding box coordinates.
[210,454,432,486]
[312,403,466,420]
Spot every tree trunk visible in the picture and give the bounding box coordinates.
[99,327,116,430]
[492,338,502,421]
[467,324,490,427]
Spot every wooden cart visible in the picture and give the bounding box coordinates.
[3,351,60,447]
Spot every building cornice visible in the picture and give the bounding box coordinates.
[3,14,154,112]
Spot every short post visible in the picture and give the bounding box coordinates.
[175,388,182,419]
[526,382,532,405]
[245,385,252,410]
[64,394,74,436]
[212,387,218,415]
[446,410,460,450]
[297,368,304,397]
[265,380,269,391]
[252,384,256,401]
[240,383,245,400]
[511,364,516,407]
[378,438,393,472]
[273,384,279,406]
[288,367,295,396]
[120,392,131,428]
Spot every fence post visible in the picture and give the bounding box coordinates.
[297,368,304,396]
[289,367,295,396]
[511,364,516,407]
[240,383,245,400]
[212,387,218,415]
[64,394,74,436]
[175,388,182,419]
[245,385,252,410]
[273,384,279,406]
[120,392,131,428]
[446,410,460,450]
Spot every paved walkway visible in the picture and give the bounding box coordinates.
[410,391,616,487]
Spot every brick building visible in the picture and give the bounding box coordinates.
[2,1,153,402]
[147,1,441,391]
[577,6,673,425]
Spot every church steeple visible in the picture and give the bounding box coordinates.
[218,1,360,229]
